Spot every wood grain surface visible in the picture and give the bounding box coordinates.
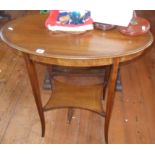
[0,10,154,144]
[0,14,153,67]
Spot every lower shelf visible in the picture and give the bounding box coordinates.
[43,76,105,116]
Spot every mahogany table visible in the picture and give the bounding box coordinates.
[0,14,153,143]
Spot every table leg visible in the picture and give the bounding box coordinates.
[43,65,52,90]
[104,58,119,144]
[116,68,122,91]
[103,66,111,100]
[23,54,45,137]
[67,108,74,124]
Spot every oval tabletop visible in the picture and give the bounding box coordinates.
[0,14,153,66]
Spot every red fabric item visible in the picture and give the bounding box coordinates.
[45,10,94,32]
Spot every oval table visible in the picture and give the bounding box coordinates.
[0,14,153,143]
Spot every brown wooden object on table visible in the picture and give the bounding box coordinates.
[0,14,153,143]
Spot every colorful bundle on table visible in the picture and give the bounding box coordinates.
[45,10,94,32]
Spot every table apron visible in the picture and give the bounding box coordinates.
[29,52,143,67]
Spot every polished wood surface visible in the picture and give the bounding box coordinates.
[0,12,153,143]
[104,58,120,143]
[0,14,153,67]
[23,54,45,137]
[44,76,105,116]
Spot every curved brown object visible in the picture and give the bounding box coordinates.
[118,16,150,36]
[0,14,153,143]
[0,14,153,66]
[23,54,45,137]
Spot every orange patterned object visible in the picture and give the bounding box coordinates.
[117,16,150,36]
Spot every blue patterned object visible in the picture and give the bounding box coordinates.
[57,11,91,25]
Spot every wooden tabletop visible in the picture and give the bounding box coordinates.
[0,14,153,66]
